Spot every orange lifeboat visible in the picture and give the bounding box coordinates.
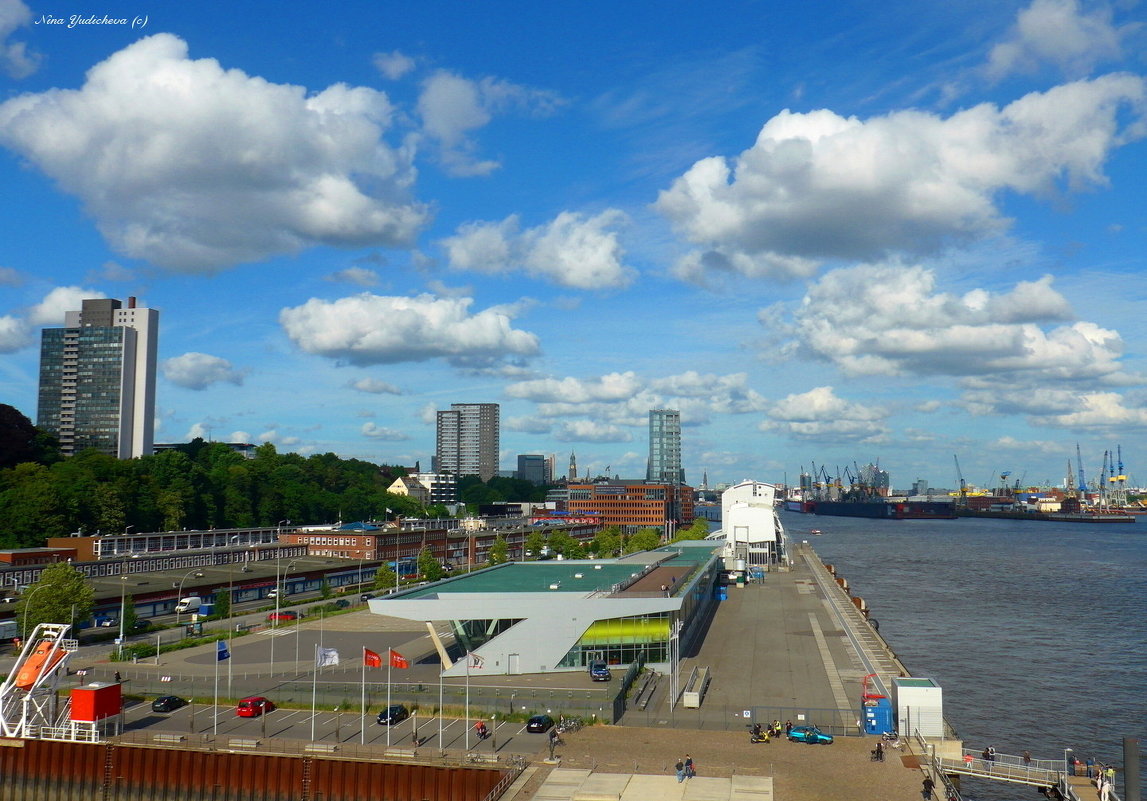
[15,640,66,691]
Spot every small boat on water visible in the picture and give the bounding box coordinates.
[810,529,822,535]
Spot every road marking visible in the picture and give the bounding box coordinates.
[808,611,854,718]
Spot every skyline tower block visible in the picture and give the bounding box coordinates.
[37,297,159,459]
[435,402,500,480]
[647,408,684,485]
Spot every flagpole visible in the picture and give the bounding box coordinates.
[465,654,470,752]
[360,646,366,745]
[438,667,443,755]
[310,643,318,741]
[386,653,392,747]
[213,641,219,736]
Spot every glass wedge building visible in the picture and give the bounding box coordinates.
[646,408,684,484]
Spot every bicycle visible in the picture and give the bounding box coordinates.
[882,731,905,749]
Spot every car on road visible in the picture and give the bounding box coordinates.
[787,725,833,744]
[360,593,374,602]
[333,599,350,609]
[376,704,409,725]
[236,696,275,717]
[151,695,187,713]
[526,714,555,733]
[132,620,151,631]
[588,661,611,681]
[267,611,298,622]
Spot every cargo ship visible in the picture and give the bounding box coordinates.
[808,499,957,520]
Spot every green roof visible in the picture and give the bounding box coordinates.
[391,542,720,598]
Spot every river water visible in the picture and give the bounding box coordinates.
[779,511,1146,801]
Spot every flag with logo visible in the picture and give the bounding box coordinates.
[316,647,340,668]
[364,648,382,668]
[468,651,484,669]
[389,649,409,669]
[216,639,230,661]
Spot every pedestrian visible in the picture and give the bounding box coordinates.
[675,760,685,783]
[922,775,935,800]
[114,671,121,683]
[785,719,793,735]
[684,754,695,778]
[1099,776,1112,801]
[874,741,885,762]
[1104,765,1115,785]
[1023,750,1032,766]
[1086,757,1096,778]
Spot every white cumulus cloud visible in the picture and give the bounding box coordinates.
[442,210,635,289]
[782,263,1125,383]
[0,34,427,272]
[279,292,540,368]
[361,422,410,440]
[554,420,633,443]
[987,0,1127,80]
[0,0,40,78]
[762,387,890,442]
[350,377,402,395]
[657,75,1145,281]
[163,352,247,390]
[417,69,564,176]
[373,50,415,80]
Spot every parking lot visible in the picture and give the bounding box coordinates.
[124,696,560,755]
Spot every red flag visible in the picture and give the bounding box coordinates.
[389,649,409,669]
[363,648,382,668]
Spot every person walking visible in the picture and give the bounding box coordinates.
[675,760,685,783]
[874,741,885,762]
[684,754,695,778]
[922,775,936,800]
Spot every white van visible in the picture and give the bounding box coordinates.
[174,597,202,614]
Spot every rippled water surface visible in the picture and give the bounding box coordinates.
[784,512,1146,800]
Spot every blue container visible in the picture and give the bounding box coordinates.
[861,697,893,734]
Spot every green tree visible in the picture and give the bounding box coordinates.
[320,579,333,599]
[18,562,94,637]
[624,528,662,554]
[524,530,545,558]
[212,588,230,620]
[592,526,622,557]
[417,546,444,582]
[373,564,397,592]
[487,535,509,565]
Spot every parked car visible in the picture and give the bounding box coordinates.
[267,611,298,622]
[376,704,409,725]
[151,695,187,713]
[588,661,611,681]
[526,714,555,733]
[360,593,374,602]
[236,697,275,717]
[787,725,833,744]
[334,599,351,609]
[132,620,151,631]
[97,618,117,627]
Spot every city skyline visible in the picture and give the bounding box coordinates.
[1,0,1145,489]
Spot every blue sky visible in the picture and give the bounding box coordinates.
[1,0,1145,492]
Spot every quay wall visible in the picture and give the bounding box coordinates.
[0,739,505,801]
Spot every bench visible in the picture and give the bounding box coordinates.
[228,738,260,749]
[304,743,339,754]
[384,748,417,759]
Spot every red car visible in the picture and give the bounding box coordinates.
[236,696,275,717]
[267,611,298,622]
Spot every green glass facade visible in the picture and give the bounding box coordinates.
[38,326,127,456]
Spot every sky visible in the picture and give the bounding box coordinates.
[1,0,1145,492]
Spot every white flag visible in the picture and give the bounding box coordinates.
[316,647,340,668]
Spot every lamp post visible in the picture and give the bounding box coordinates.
[20,583,48,640]
[270,559,296,675]
[173,569,200,627]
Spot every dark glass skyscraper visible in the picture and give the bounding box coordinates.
[37,297,159,458]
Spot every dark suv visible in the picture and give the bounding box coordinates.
[588,661,611,681]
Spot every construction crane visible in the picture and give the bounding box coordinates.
[953,455,967,507]
[1076,443,1087,501]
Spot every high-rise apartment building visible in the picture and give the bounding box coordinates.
[38,297,159,458]
[435,403,499,480]
[646,408,684,485]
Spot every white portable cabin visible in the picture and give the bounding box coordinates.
[892,677,944,738]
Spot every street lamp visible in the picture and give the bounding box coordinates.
[173,569,201,627]
[269,559,296,675]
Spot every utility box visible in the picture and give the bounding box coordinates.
[71,682,122,723]
[892,677,943,737]
[862,696,893,734]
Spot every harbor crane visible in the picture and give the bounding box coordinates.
[953,455,967,507]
